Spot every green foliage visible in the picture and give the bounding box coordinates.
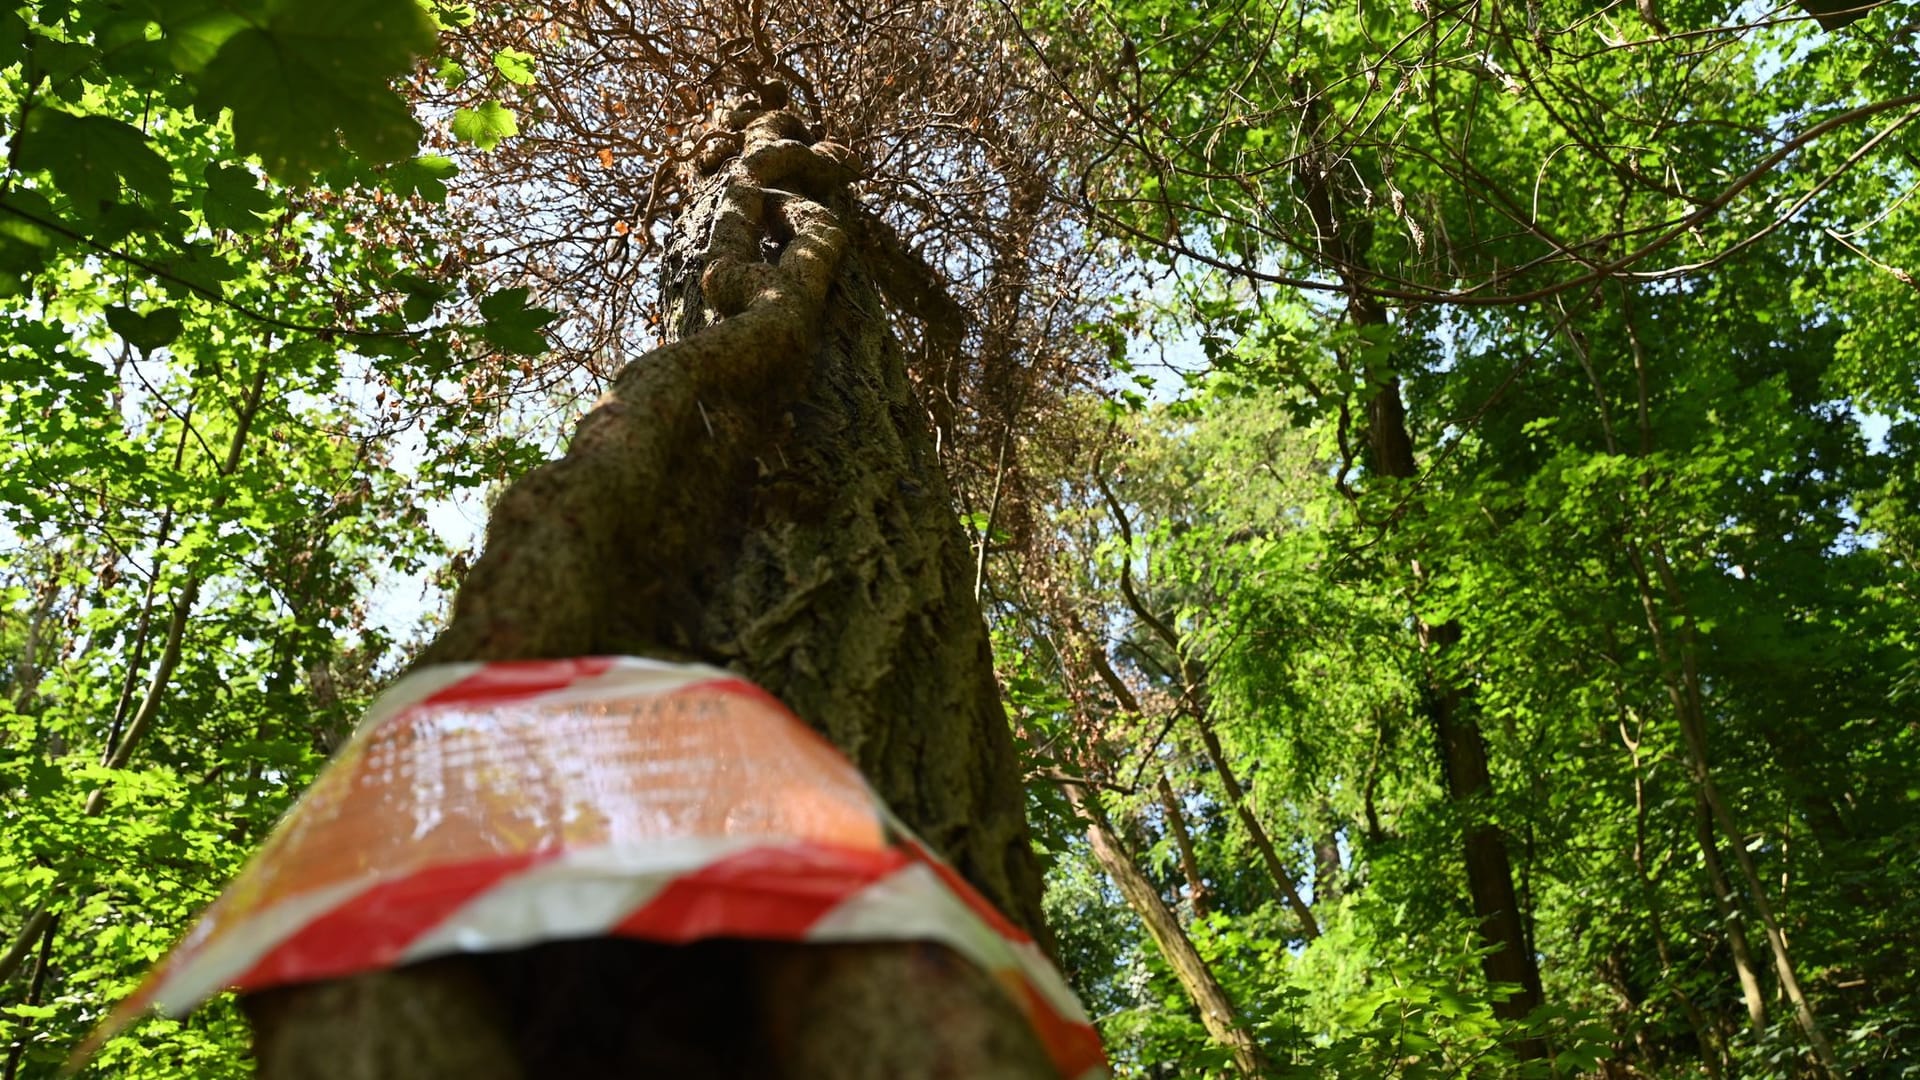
[192,0,438,177]
[0,1,561,1075]
[476,284,554,355]
[991,0,1920,1071]
[1002,248,1920,1077]
[450,99,517,151]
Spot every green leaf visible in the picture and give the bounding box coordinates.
[0,191,63,294]
[427,1,476,28]
[15,110,172,214]
[195,0,437,177]
[202,163,273,231]
[477,286,555,356]
[0,10,30,73]
[156,242,242,299]
[95,13,175,88]
[106,305,185,351]
[392,272,451,323]
[27,34,98,87]
[165,11,250,75]
[384,154,458,202]
[89,200,185,250]
[451,101,517,151]
[432,56,466,87]
[492,47,535,85]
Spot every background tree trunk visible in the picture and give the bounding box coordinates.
[1300,112,1550,1038]
[1368,375,1547,1040]
[1695,797,1770,1034]
[245,100,1056,1079]
[1158,773,1212,918]
[1068,783,1264,1076]
[1191,713,1320,939]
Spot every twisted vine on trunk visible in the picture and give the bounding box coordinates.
[245,96,1056,1079]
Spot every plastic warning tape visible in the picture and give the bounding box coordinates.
[88,657,1107,1078]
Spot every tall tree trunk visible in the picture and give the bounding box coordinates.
[1191,714,1320,939]
[1158,773,1212,919]
[1066,783,1263,1076]
[1615,684,1727,1076]
[1625,544,1838,1074]
[1297,115,1547,1036]
[1695,795,1769,1034]
[244,100,1056,1078]
[1312,803,1344,905]
[1365,372,1546,1035]
[1609,296,1835,1073]
[1083,496,1319,944]
[0,915,55,1080]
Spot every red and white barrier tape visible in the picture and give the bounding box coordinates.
[85,657,1106,1078]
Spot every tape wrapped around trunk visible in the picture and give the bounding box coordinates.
[87,656,1106,1078]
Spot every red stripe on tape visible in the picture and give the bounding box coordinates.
[1019,979,1110,1077]
[230,851,556,991]
[422,657,617,708]
[613,843,909,942]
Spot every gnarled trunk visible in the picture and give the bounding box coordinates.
[245,99,1056,1078]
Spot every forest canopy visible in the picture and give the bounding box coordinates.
[1,0,1915,1077]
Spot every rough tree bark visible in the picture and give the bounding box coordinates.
[244,93,1059,1078]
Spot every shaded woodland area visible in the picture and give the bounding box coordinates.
[1,0,1916,1076]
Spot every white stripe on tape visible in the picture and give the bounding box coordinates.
[149,878,374,1016]
[806,863,1019,979]
[397,836,770,962]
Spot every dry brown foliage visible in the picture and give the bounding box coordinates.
[410,0,1117,550]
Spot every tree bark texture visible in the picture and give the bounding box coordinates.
[1067,783,1264,1077]
[245,101,1057,1078]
